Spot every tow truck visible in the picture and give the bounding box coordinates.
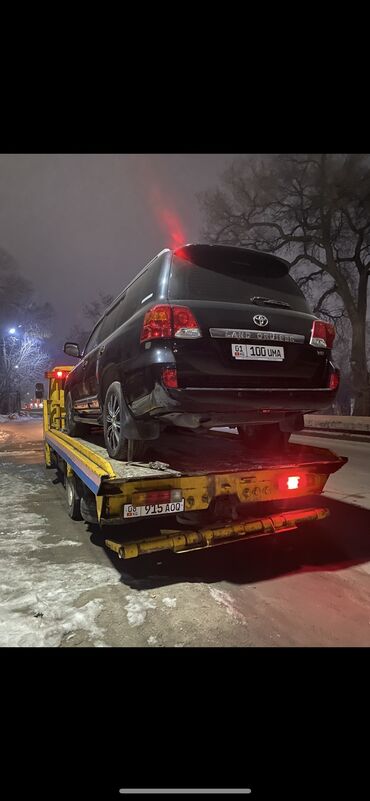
[41,366,347,560]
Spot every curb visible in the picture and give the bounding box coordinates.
[299,429,370,444]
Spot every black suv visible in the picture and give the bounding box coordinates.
[64,244,339,459]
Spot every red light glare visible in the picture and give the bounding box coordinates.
[150,186,186,249]
[287,476,300,490]
[278,473,306,493]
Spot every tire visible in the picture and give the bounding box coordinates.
[103,382,147,461]
[64,392,84,437]
[237,424,290,454]
[65,474,83,520]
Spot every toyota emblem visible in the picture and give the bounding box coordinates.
[253,314,269,327]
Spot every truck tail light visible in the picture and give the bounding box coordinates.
[278,473,306,492]
[132,488,182,505]
[140,305,201,342]
[310,320,335,348]
[287,476,301,490]
[45,370,70,380]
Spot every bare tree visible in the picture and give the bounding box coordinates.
[0,247,54,412]
[199,154,370,414]
[0,329,50,413]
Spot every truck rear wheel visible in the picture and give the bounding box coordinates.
[66,474,83,520]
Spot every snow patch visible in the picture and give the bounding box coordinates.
[0,469,118,646]
[0,414,35,423]
[162,596,177,608]
[147,635,158,645]
[124,594,157,627]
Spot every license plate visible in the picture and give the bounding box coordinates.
[231,343,284,361]
[123,500,185,518]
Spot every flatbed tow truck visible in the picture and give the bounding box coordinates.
[42,366,347,560]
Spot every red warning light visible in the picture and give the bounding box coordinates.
[278,473,306,493]
[287,476,300,490]
[150,186,186,249]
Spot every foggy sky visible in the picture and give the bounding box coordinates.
[0,154,240,344]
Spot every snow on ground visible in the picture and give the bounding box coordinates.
[0,467,119,647]
[162,596,177,608]
[0,414,35,423]
[124,594,157,627]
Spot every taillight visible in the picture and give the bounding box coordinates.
[132,488,183,505]
[328,366,340,391]
[140,305,172,342]
[287,476,300,490]
[310,320,335,348]
[45,370,70,380]
[172,306,202,339]
[162,367,178,388]
[140,304,202,342]
[278,474,306,492]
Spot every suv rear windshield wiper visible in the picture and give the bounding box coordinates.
[250,296,292,310]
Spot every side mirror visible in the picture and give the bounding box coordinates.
[64,342,81,358]
[35,382,44,400]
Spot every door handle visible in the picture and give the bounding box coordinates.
[99,345,105,355]
[82,359,88,368]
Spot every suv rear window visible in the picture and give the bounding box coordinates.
[169,246,309,313]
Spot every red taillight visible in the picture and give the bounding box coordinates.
[162,367,178,388]
[287,476,300,490]
[328,369,340,391]
[140,304,201,342]
[141,490,172,503]
[278,474,306,492]
[140,305,172,342]
[172,306,201,338]
[132,488,183,505]
[310,320,335,348]
[45,370,70,380]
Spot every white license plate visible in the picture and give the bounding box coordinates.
[231,343,284,361]
[123,500,185,519]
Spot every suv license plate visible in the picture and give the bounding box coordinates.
[232,343,284,361]
[123,500,185,518]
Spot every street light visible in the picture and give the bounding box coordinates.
[8,328,16,334]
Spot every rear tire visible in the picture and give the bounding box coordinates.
[103,382,147,461]
[237,424,290,454]
[66,474,83,520]
[64,393,84,437]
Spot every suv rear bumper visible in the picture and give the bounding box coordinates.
[130,384,338,419]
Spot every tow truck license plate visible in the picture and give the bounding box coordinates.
[232,343,284,361]
[123,500,185,518]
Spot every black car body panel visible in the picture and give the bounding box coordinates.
[64,244,339,436]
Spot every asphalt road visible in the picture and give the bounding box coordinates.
[1,419,370,647]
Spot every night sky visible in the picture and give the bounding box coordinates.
[0,154,241,344]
